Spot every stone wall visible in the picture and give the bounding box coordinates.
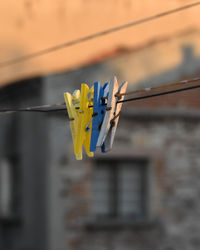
[62,111,200,250]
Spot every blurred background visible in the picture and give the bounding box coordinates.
[0,1,200,250]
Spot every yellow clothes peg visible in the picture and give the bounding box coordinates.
[75,84,94,158]
[64,90,82,160]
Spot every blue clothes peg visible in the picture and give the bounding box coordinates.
[90,81,109,152]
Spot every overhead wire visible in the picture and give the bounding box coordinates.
[0,1,200,68]
[116,77,200,97]
[0,76,200,114]
[116,77,200,102]
[118,81,200,103]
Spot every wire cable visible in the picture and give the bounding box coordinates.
[0,1,200,68]
[116,78,200,97]
[0,76,200,114]
[118,82,200,104]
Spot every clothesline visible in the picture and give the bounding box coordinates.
[0,76,199,115]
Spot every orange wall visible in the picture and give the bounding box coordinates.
[0,0,200,86]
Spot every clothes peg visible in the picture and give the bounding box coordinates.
[75,84,94,158]
[90,81,109,152]
[102,80,128,152]
[64,90,82,160]
[96,76,119,148]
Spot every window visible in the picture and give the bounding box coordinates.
[0,157,21,221]
[90,159,150,226]
[0,159,12,218]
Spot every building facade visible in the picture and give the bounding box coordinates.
[0,33,200,250]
